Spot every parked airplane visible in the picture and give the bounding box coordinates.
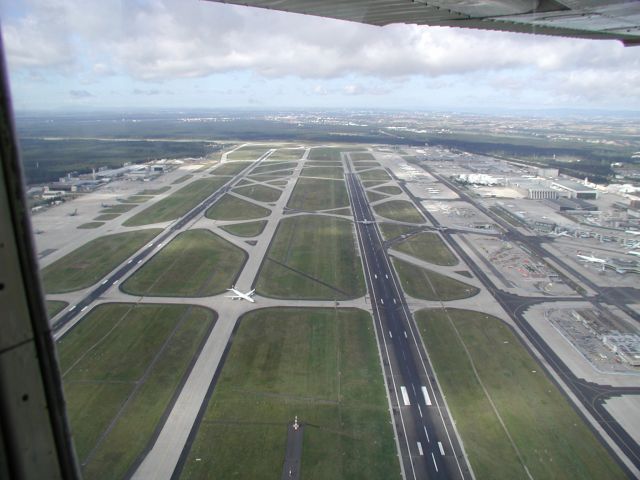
[576,253,607,264]
[549,230,571,237]
[225,286,256,302]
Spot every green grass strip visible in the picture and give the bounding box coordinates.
[234,184,282,203]
[137,186,171,195]
[46,300,68,318]
[172,174,193,184]
[415,309,626,480]
[358,169,391,182]
[77,222,104,229]
[220,220,267,238]
[287,177,349,211]
[212,162,249,176]
[42,229,161,293]
[205,194,271,221]
[101,203,137,214]
[124,177,227,226]
[394,232,458,266]
[180,308,399,480]
[257,215,365,300]
[300,165,345,179]
[122,229,246,297]
[58,303,216,479]
[373,200,425,224]
[392,258,477,301]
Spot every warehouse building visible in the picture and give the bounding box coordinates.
[551,179,598,199]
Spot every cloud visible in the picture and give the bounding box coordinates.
[68,89,93,98]
[132,88,161,95]
[2,2,74,69]
[312,83,392,96]
[2,0,640,107]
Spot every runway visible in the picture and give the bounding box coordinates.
[345,167,471,480]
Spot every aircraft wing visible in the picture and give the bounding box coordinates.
[206,1,640,45]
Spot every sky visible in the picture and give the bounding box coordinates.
[1,0,640,113]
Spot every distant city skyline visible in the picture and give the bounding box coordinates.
[2,0,640,113]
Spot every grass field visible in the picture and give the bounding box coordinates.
[122,230,246,297]
[123,195,152,203]
[251,162,298,174]
[101,204,137,214]
[249,170,294,180]
[257,215,365,300]
[42,229,161,293]
[362,180,388,188]
[307,147,342,161]
[124,177,227,226]
[353,161,379,167]
[266,179,289,187]
[77,222,104,229]
[378,223,418,241]
[373,200,425,224]
[137,186,170,195]
[205,194,270,221]
[234,184,282,203]
[172,174,193,184]
[93,213,120,221]
[46,300,68,318]
[211,162,249,176]
[415,308,626,480]
[305,161,342,167]
[300,165,345,179]
[58,303,216,479]
[220,220,267,237]
[392,232,458,266]
[327,207,352,216]
[374,185,402,195]
[226,145,271,160]
[287,177,349,211]
[392,258,477,300]
[268,148,305,160]
[366,190,388,203]
[358,169,391,182]
[350,152,375,161]
[180,307,399,480]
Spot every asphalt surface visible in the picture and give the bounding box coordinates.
[281,422,304,480]
[52,155,268,336]
[345,167,472,480]
[401,167,640,475]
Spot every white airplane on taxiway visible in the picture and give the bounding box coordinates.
[226,286,256,302]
